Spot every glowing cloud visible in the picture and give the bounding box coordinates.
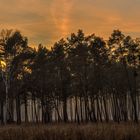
[50,0,73,37]
[0,0,140,47]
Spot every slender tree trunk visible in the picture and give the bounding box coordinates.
[103,96,109,122]
[41,99,45,123]
[80,96,83,122]
[9,98,14,123]
[16,95,21,124]
[31,99,34,123]
[24,93,28,123]
[5,82,9,124]
[75,96,80,124]
[70,98,73,122]
[97,97,102,122]
[34,98,38,123]
[54,98,62,122]
[0,101,4,124]
[91,97,97,122]
[63,96,68,122]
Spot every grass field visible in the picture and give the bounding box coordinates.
[0,123,139,140]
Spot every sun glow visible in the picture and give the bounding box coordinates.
[50,0,73,37]
[0,60,6,70]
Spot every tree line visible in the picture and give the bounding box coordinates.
[0,29,140,124]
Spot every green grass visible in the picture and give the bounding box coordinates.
[0,123,139,140]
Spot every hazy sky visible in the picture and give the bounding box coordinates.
[1,0,140,48]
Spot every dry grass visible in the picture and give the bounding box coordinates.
[0,123,139,140]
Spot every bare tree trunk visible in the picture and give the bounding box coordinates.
[5,82,9,124]
[97,97,102,122]
[0,101,4,124]
[103,96,109,122]
[75,96,80,124]
[54,98,62,122]
[70,98,73,122]
[9,98,14,123]
[24,93,28,123]
[91,97,97,122]
[80,96,83,122]
[16,95,21,124]
[34,98,38,123]
[63,97,68,122]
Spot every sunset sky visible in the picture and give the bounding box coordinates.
[1,0,140,48]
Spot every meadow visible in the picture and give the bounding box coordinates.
[0,123,139,140]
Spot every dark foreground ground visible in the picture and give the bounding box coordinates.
[0,123,139,140]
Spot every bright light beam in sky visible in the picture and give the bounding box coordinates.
[50,0,73,37]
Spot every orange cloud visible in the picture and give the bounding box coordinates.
[50,0,74,36]
[0,0,140,47]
